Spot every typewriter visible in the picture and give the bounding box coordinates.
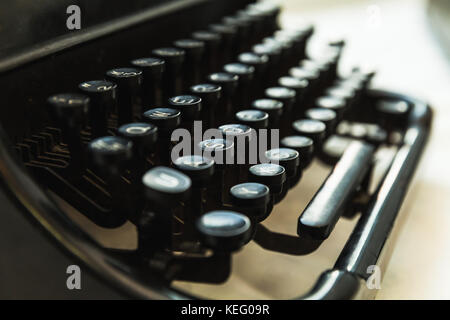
[0,0,432,299]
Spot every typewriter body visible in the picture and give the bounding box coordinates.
[0,0,432,299]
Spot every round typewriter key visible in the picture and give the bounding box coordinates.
[230,183,270,208]
[198,138,234,166]
[252,98,283,128]
[281,135,314,169]
[265,87,296,116]
[79,80,117,138]
[174,155,215,186]
[248,163,286,195]
[197,138,234,210]
[209,23,237,62]
[305,108,337,134]
[236,110,269,129]
[131,57,165,107]
[325,86,355,102]
[106,68,143,125]
[173,39,204,61]
[289,66,321,96]
[223,16,251,53]
[47,93,89,125]
[265,36,294,71]
[151,47,186,98]
[230,183,270,222]
[141,166,191,252]
[238,52,269,93]
[142,108,181,131]
[219,124,253,176]
[190,83,222,128]
[142,108,181,164]
[265,148,300,177]
[238,52,269,70]
[168,95,202,123]
[142,166,191,204]
[87,136,133,174]
[47,93,90,170]
[174,155,215,229]
[174,39,205,87]
[219,124,253,138]
[266,147,301,191]
[292,119,327,149]
[253,43,282,82]
[316,95,347,119]
[192,30,221,73]
[224,63,255,107]
[265,87,296,103]
[196,210,252,252]
[118,122,158,159]
[207,73,239,93]
[207,73,239,123]
[223,63,255,81]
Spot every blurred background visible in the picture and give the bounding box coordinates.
[280,0,450,299]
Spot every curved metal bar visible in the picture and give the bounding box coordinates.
[300,89,432,299]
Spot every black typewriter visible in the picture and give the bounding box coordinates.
[0,0,432,299]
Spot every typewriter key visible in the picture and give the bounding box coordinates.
[266,148,301,191]
[315,95,347,120]
[265,87,296,113]
[252,98,283,129]
[47,93,90,170]
[265,36,295,72]
[79,80,117,139]
[223,63,255,108]
[209,23,237,63]
[248,163,286,197]
[196,210,252,252]
[151,47,185,99]
[192,31,221,74]
[174,39,205,88]
[223,16,251,53]
[197,138,234,209]
[142,166,191,205]
[190,83,222,128]
[292,119,327,150]
[87,136,133,175]
[174,155,215,220]
[253,43,282,84]
[281,135,314,169]
[219,124,254,182]
[106,68,143,125]
[117,122,158,160]
[130,57,165,107]
[142,108,181,165]
[230,183,270,222]
[238,52,269,94]
[289,66,321,100]
[168,95,202,125]
[278,76,309,115]
[141,166,192,252]
[207,73,239,124]
[235,110,269,130]
[265,148,300,178]
[305,108,337,134]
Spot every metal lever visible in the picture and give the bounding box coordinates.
[298,141,375,240]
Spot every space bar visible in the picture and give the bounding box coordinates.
[297,141,375,240]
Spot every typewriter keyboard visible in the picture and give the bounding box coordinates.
[11,0,431,299]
